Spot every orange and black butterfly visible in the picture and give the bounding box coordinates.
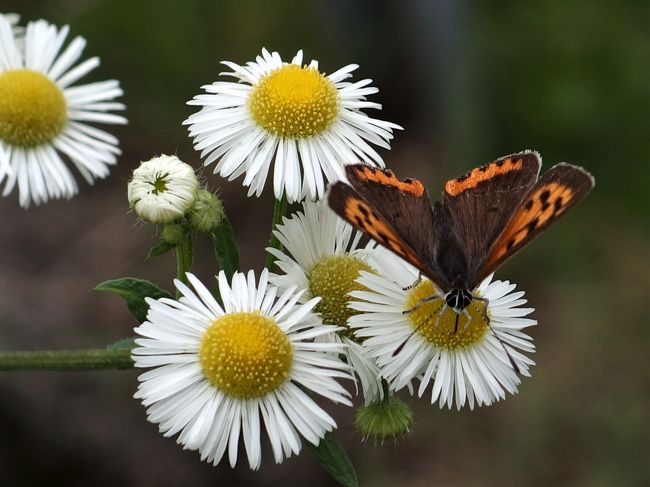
[328,150,594,329]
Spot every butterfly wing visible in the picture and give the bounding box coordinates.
[442,151,542,286]
[474,163,595,284]
[328,165,451,289]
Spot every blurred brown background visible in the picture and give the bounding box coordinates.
[0,1,648,486]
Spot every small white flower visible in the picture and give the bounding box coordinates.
[128,155,199,224]
[132,270,352,470]
[349,248,537,410]
[0,15,126,207]
[184,48,401,202]
[268,200,384,404]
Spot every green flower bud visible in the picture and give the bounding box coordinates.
[356,393,413,442]
[188,189,225,233]
[162,223,187,245]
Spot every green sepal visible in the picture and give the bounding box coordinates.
[147,240,175,258]
[94,278,171,323]
[211,215,239,281]
[308,432,359,487]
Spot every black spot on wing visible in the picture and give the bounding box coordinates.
[539,189,551,204]
[524,199,534,211]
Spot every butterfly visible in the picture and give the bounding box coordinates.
[328,151,594,354]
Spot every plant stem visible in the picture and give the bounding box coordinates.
[175,229,193,296]
[0,349,134,371]
[265,193,288,270]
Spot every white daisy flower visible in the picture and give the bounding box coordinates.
[267,200,384,404]
[128,154,199,224]
[132,270,352,470]
[0,16,126,207]
[349,248,537,410]
[184,48,401,203]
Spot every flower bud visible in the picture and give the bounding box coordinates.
[355,393,413,442]
[162,223,186,245]
[128,155,198,224]
[188,188,224,233]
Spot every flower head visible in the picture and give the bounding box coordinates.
[184,48,401,202]
[268,200,384,404]
[128,155,199,224]
[0,15,126,207]
[132,270,352,469]
[349,248,537,410]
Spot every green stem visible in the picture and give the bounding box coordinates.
[175,229,193,296]
[0,349,134,371]
[380,378,391,404]
[265,193,288,271]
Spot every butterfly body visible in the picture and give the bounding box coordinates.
[328,151,594,315]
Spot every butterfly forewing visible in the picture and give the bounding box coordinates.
[476,163,595,283]
[442,151,542,286]
[343,165,439,262]
[328,181,436,279]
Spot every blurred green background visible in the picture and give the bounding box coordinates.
[0,1,647,486]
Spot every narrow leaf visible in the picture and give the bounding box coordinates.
[211,215,239,280]
[94,278,171,323]
[309,432,359,487]
[147,240,174,258]
[107,337,137,350]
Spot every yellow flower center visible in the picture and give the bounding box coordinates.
[0,69,67,147]
[307,255,374,337]
[248,64,339,138]
[199,312,293,399]
[405,280,489,350]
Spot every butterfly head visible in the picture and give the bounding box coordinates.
[445,288,473,313]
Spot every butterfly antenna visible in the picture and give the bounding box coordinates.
[394,300,444,357]
[474,295,521,374]
[490,328,521,375]
[402,273,422,291]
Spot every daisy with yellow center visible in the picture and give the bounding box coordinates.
[267,200,384,404]
[132,270,352,470]
[349,248,537,410]
[184,48,401,202]
[0,15,126,207]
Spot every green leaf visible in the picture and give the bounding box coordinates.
[211,215,239,280]
[107,337,137,350]
[309,432,358,487]
[147,240,174,258]
[94,278,171,323]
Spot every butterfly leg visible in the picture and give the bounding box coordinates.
[402,272,422,291]
[461,308,473,333]
[434,303,448,330]
[402,292,440,314]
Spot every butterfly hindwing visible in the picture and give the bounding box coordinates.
[327,181,433,278]
[476,163,595,283]
[442,151,542,285]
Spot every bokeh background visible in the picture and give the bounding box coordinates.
[0,1,647,486]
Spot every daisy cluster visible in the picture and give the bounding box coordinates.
[130,47,537,467]
[1,11,540,471]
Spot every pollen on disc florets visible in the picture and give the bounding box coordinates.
[0,69,67,147]
[199,312,293,399]
[248,64,339,138]
[307,255,374,336]
[405,280,489,349]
